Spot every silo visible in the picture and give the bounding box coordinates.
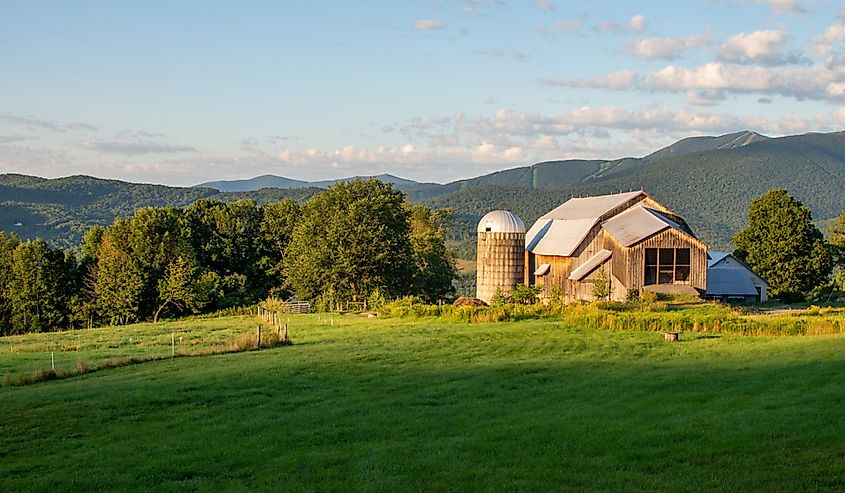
[476,210,526,303]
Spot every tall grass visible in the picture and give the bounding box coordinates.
[377,298,845,336]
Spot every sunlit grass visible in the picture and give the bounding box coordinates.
[2,313,845,491]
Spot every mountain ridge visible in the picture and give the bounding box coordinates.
[3,130,845,253]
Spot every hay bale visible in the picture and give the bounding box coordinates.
[453,296,488,307]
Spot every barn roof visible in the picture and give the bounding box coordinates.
[602,206,690,247]
[526,191,645,256]
[706,268,759,296]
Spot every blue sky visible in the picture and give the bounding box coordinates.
[1,0,844,185]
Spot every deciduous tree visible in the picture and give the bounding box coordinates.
[733,189,833,300]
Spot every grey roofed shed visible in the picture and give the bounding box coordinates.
[706,268,758,296]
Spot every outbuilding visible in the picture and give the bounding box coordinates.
[705,251,767,303]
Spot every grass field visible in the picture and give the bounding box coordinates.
[2,313,845,491]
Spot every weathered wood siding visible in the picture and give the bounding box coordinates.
[624,228,707,292]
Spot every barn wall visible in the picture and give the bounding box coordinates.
[626,228,707,292]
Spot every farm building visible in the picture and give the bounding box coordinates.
[476,210,526,303]
[522,191,708,302]
[705,251,768,303]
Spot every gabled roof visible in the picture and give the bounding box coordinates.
[526,217,597,256]
[568,249,612,281]
[526,191,645,256]
[707,251,767,285]
[602,206,692,247]
[707,251,731,268]
[706,268,759,296]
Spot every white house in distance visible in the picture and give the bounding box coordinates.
[705,251,768,303]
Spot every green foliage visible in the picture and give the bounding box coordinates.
[284,179,414,302]
[407,204,458,302]
[510,283,542,305]
[734,189,834,300]
[490,285,506,306]
[591,267,610,301]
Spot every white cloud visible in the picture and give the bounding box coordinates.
[751,0,807,16]
[541,69,638,90]
[629,32,712,60]
[629,15,647,34]
[643,62,845,101]
[413,19,446,30]
[538,0,554,12]
[595,14,647,34]
[718,29,804,65]
[812,23,845,58]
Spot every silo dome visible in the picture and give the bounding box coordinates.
[477,210,526,234]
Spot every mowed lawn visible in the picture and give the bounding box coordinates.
[2,314,845,492]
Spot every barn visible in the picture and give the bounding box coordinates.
[524,191,708,302]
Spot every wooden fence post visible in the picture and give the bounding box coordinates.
[256,324,261,350]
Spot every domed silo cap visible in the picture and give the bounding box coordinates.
[477,210,526,233]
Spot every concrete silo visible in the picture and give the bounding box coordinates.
[476,210,526,303]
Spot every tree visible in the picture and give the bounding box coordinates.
[258,199,300,297]
[95,229,145,325]
[407,204,458,302]
[283,179,414,302]
[0,233,20,335]
[733,189,833,300]
[154,256,208,322]
[591,267,610,301]
[8,239,74,333]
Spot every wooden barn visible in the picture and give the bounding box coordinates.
[524,191,708,302]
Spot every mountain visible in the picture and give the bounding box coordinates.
[425,131,845,251]
[197,174,310,192]
[197,173,427,193]
[3,130,845,254]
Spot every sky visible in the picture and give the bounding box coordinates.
[1,0,845,186]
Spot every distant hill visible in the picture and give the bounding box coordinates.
[198,175,310,192]
[3,130,845,254]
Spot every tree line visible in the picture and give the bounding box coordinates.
[0,179,458,335]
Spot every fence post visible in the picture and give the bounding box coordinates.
[283,323,288,344]
[172,333,175,357]
[256,325,261,350]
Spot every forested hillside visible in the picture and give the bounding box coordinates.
[3,131,845,253]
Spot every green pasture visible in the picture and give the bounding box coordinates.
[2,313,845,491]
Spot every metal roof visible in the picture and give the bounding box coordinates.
[706,267,759,296]
[534,263,551,276]
[526,217,596,256]
[477,210,526,234]
[526,191,645,256]
[568,249,612,281]
[540,191,644,220]
[707,251,731,268]
[602,206,688,247]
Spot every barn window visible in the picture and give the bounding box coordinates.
[644,248,691,285]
